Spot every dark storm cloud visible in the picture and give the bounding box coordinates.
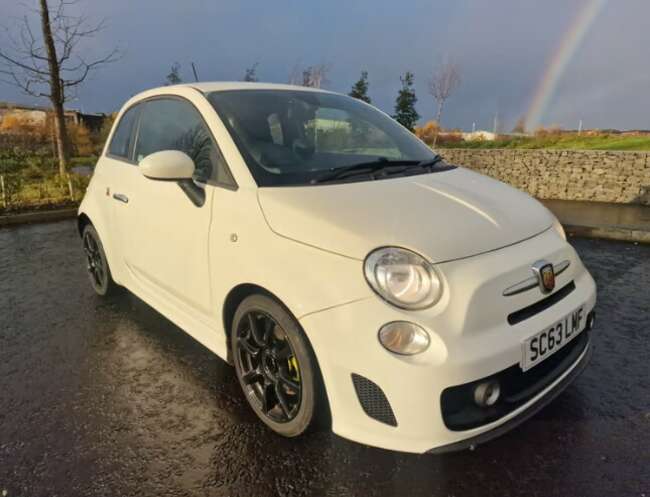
[1,0,648,130]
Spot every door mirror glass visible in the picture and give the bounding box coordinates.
[140,150,195,181]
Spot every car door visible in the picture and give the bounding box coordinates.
[103,102,142,284]
[122,96,232,317]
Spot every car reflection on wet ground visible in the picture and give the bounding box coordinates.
[1,220,648,497]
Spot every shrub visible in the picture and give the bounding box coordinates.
[414,120,440,145]
[534,125,563,138]
[21,162,47,180]
[436,132,463,146]
[0,170,90,213]
[68,122,94,156]
[0,114,53,157]
[2,174,23,203]
[93,113,115,155]
[0,148,29,174]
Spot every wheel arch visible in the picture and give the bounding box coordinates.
[76,208,120,286]
[77,212,92,237]
[222,283,278,362]
[222,282,332,428]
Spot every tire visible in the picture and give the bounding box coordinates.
[82,224,118,297]
[231,294,326,437]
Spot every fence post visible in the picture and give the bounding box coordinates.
[67,175,74,201]
[0,175,6,209]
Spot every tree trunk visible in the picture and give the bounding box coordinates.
[39,0,69,177]
[432,100,445,147]
[435,100,444,126]
[52,100,69,176]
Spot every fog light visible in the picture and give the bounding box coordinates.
[378,322,430,355]
[474,380,500,407]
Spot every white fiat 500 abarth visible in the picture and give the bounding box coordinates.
[78,82,597,454]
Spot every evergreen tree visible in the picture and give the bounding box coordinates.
[349,71,371,103]
[393,72,419,131]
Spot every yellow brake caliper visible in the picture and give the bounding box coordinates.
[288,356,300,382]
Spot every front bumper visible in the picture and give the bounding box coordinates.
[300,228,597,454]
[428,330,592,453]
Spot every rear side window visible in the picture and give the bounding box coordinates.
[134,98,235,186]
[108,105,139,159]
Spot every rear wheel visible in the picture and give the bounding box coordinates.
[231,294,323,437]
[82,224,118,297]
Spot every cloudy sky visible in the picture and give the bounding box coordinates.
[1,0,648,131]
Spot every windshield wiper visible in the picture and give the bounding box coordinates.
[416,154,445,170]
[311,155,450,184]
[311,157,422,184]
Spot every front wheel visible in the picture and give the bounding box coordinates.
[82,224,118,297]
[231,294,325,437]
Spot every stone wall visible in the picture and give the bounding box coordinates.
[440,149,650,205]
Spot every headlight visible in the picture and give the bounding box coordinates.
[378,321,430,355]
[552,217,566,240]
[364,247,442,309]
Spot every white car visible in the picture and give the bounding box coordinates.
[78,82,597,454]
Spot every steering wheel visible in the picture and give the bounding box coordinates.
[292,138,315,161]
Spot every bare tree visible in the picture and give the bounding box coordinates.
[166,62,182,85]
[303,64,330,88]
[0,0,120,176]
[512,116,526,134]
[243,62,259,82]
[288,62,330,88]
[287,61,302,85]
[427,60,461,145]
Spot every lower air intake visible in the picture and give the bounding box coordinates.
[351,374,397,427]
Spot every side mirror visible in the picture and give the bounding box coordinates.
[140,150,195,181]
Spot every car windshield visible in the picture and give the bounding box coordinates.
[207,89,439,186]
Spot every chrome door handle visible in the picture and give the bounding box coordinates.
[112,193,129,204]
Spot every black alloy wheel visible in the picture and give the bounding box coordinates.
[235,310,302,422]
[82,224,117,296]
[231,295,326,437]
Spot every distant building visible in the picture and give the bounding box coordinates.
[461,130,497,141]
[0,101,106,132]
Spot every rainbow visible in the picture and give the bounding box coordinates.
[524,0,607,131]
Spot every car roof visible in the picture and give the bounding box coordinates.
[120,81,349,116]
[172,81,338,95]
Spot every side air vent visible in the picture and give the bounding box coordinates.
[351,374,397,427]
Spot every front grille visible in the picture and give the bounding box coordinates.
[351,374,397,427]
[441,329,589,431]
[508,281,576,325]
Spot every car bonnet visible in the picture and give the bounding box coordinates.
[257,167,554,263]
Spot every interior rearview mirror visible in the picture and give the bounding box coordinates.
[140,150,195,181]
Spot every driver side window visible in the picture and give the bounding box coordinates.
[307,107,400,158]
[134,98,235,186]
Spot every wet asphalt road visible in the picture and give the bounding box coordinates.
[0,220,648,497]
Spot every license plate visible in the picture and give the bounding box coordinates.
[521,306,585,371]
